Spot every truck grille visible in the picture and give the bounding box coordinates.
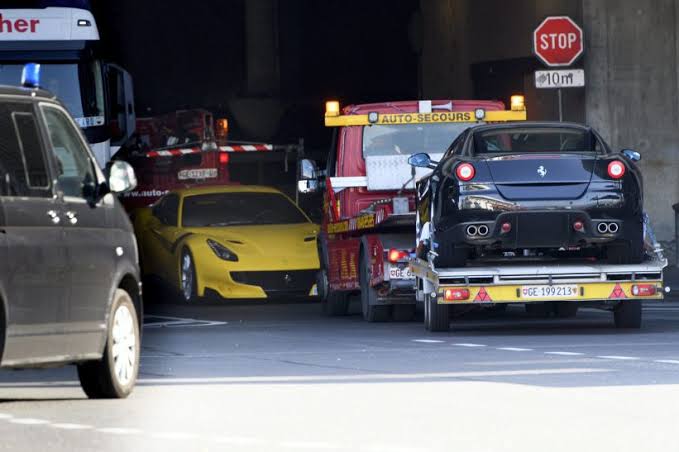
[230,270,316,296]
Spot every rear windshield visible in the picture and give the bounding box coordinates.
[473,127,597,154]
[182,192,309,227]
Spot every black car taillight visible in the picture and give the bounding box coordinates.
[455,163,475,181]
[607,160,626,179]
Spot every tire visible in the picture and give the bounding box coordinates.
[435,244,468,268]
[614,301,642,328]
[360,250,391,322]
[607,240,643,265]
[323,290,349,316]
[555,302,579,318]
[607,220,644,264]
[179,248,199,303]
[423,294,450,332]
[392,304,416,322]
[77,289,140,399]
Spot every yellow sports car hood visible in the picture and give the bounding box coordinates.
[187,223,320,270]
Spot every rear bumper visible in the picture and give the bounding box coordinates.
[440,210,635,249]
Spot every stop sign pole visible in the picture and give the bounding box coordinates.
[533,16,584,121]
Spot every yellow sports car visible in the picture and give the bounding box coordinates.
[134,185,320,302]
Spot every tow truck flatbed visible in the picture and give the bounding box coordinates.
[412,254,668,331]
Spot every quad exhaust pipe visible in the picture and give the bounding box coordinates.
[597,222,620,234]
[466,224,490,237]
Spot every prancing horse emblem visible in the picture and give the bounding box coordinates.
[537,166,547,178]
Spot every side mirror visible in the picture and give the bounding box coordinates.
[299,158,318,180]
[621,149,641,162]
[297,179,319,194]
[108,160,138,194]
[408,152,437,169]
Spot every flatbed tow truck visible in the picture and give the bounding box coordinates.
[412,233,669,332]
[298,99,526,321]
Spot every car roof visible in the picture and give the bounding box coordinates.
[174,185,285,197]
[0,85,57,102]
[469,121,592,134]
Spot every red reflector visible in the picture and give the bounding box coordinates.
[444,288,470,301]
[631,284,656,297]
[388,249,408,263]
[219,153,229,164]
[501,222,511,233]
[573,221,584,232]
[455,163,475,181]
[607,160,625,179]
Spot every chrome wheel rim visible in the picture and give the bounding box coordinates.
[111,305,136,386]
[181,253,193,302]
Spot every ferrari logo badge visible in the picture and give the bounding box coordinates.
[537,166,547,178]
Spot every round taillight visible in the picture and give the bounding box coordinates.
[607,160,625,179]
[219,152,230,164]
[456,163,475,181]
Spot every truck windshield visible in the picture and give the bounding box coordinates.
[182,192,309,227]
[473,127,597,154]
[363,123,470,157]
[0,62,105,129]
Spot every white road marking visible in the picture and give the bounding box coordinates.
[497,347,533,352]
[279,440,343,449]
[654,359,679,364]
[597,355,640,361]
[545,351,585,356]
[9,418,49,425]
[51,423,92,430]
[212,436,269,445]
[452,343,487,347]
[150,432,197,440]
[412,339,445,344]
[95,427,142,435]
[138,368,612,385]
[0,413,13,419]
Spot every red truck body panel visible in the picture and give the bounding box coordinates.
[324,100,506,292]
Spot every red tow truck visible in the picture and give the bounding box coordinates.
[115,109,304,211]
[298,99,526,321]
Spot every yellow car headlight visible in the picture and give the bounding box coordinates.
[207,239,239,262]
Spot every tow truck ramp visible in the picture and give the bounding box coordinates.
[411,256,668,331]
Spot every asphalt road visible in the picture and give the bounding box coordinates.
[1,296,679,452]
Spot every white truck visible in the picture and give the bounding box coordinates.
[0,6,135,167]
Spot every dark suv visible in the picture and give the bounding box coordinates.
[0,85,142,398]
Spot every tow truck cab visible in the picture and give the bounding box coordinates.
[299,99,527,321]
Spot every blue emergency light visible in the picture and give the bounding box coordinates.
[21,63,41,89]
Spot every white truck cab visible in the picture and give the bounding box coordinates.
[0,6,135,167]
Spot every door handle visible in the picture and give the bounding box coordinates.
[46,210,60,224]
[65,211,78,225]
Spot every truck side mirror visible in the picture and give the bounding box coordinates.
[408,153,437,169]
[297,179,319,194]
[107,160,138,194]
[621,149,641,162]
[299,158,318,180]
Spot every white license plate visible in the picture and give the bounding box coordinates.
[389,266,414,280]
[178,168,218,180]
[521,284,579,299]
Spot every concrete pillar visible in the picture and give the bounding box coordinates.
[419,0,473,99]
[583,0,679,240]
[245,0,279,95]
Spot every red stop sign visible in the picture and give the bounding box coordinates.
[533,16,584,67]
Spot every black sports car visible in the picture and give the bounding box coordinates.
[409,122,645,267]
